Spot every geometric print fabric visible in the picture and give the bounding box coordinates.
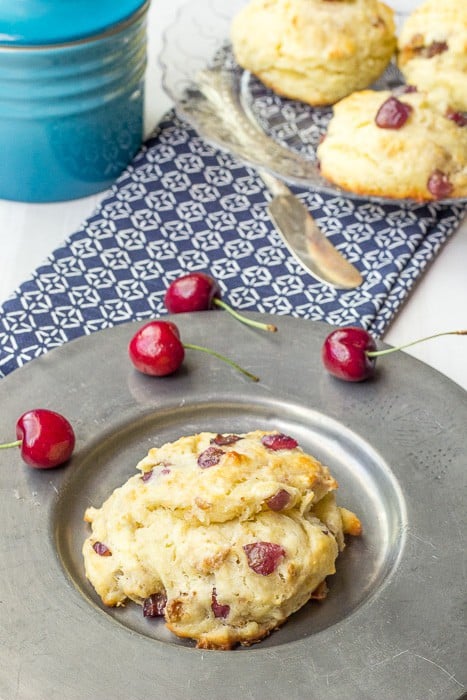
[0,110,465,378]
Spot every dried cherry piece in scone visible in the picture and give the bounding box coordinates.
[375,96,413,129]
[261,434,298,451]
[265,489,291,512]
[392,84,417,96]
[408,36,448,58]
[143,593,167,617]
[198,446,224,468]
[211,589,230,619]
[210,434,241,446]
[243,542,286,576]
[141,465,171,482]
[93,542,112,557]
[446,108,467,127]
[423,40,448,58]
[427,170,453,199]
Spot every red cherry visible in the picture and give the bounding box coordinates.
[164,272,220,313]
[128,320,259,381]
[128,320,185,376]
[322,327,377,382]
[12,409,75,469]
[322,327,467,382]
[164,273,277,332]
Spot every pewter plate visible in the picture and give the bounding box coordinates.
[0,313,465,700]
[160,0,467,206]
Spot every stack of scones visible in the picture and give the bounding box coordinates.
[232,0,467,201]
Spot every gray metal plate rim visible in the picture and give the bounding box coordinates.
[0,313,465,700]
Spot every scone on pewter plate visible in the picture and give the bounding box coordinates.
[317,89,467,201]
[231,0,396,106]
[83,430,361,650]
[398,0,467,113]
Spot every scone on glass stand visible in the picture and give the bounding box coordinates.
[82,430,361,650]
[317,88,467,201]
[231,0,396,106]
[398,0,467,113]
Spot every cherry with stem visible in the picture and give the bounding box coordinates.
[182,341,259,381]
[164,272,277,333]
[0,409,75,469]
[129,320,259,381]
[322,326,467,382]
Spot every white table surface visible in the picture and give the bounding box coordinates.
[0,0,466,391]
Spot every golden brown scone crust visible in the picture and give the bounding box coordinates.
[231,0,396,106]
[82,430,361,649]
[317,89,467,201]
[398,0,467,112]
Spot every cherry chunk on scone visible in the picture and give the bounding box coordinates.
[317,89,467,201]
[83,430,361,650]
[398,0,467,113]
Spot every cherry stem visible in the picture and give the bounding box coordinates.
[0,439,22,450]
[183,343,259,382]
[367,330,467,358]
[213,298,277,333]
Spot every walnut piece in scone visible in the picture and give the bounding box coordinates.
[83,430,361,649]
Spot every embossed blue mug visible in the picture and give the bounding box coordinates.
[0,0,148,202]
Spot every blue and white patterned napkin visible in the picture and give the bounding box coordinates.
[0,111,465,378]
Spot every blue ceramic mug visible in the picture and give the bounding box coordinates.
[0,0,149,202]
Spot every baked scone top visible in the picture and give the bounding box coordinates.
[317,89,467,201]
[231,0,396,106]
[398,0,467,112]
[122,430,337,524]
